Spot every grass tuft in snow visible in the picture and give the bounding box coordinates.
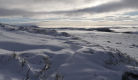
[21,58,28,68]
[11,51,17,58]
[10,52,28,68]
[41,56,52,73]
[25,67,31,80]
[34,56,52,80]
[55,73,65,80]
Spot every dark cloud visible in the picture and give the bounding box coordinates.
[47,0,138,16]
[0,0,79,7]
[0,8,33,17]
[0,0,138,17]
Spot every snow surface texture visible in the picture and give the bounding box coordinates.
[0,23,138,80]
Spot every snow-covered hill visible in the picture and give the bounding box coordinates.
[0,23,138,80]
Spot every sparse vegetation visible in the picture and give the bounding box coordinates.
[34,56,52,80]
[55,73,65,80]
[41,56,52,73]
[105,48,138,66]
[90,49,94,54]
[25,67,31,80]
[21,58,27,68]
[11,51,17,58]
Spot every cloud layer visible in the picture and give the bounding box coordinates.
[42,0,138,16]
[0,0,138,17]
[0,0,138,27]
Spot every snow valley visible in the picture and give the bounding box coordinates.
[0,23,138,80]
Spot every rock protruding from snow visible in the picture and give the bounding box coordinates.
[60,32,71,37]
[122,72,138,80]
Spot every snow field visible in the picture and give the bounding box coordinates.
[0,23,138,80]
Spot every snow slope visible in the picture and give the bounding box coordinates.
[0,23,138,80]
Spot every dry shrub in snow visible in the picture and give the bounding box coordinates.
[105,48,138,66]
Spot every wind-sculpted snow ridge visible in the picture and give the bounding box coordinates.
[0,23,138,80]
[57,47,138,80]
[1,47,138,80]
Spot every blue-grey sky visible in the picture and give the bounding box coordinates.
[0,0,138,27]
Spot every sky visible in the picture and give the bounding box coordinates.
[0,0,138,28]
